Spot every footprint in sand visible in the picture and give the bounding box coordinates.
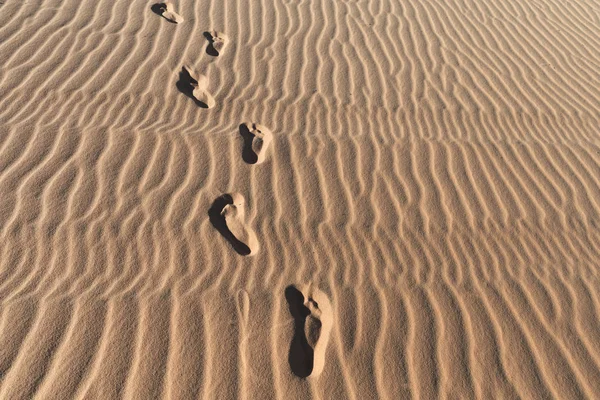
[208,193,259,256]
[152,2,184,24]
[285,285,333,378]
[239,122,273,164]
[176,66,215,108]
[204,31,229,56]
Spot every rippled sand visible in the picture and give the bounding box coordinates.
[0,0,599,398]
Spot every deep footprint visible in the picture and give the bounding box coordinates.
[208,193,258,256]
[204,31,229,56]
[285,285,333,378]
[151,2,184,23]
[176,66,215,108]
[239,122,273,164]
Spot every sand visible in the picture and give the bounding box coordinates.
[0,0,599,398]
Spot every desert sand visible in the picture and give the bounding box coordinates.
[0,0,599,398]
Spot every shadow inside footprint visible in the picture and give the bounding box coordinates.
[151,3,166,16]
[285,285,314,378]
[239,124,259,164]
[203,32,220,57]
[176,67,209,108]
[208,194,252,256]
[150,3,174,23]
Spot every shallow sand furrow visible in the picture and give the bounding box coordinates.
[405,287,441,399]
[0,0,100,122]
[1,136,597,290]
[121,293,172,399]
[478,284,558,398]
[501,279,593,397]
[75,296,139,399]
[34,299,107,399]
[0,299,38,388]
[0,299,73,400]
[0,280,599,397]
[0,0,81,75]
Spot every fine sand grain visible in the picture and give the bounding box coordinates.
[0,0,599,398]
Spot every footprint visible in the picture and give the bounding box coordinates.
[239,122,273,164]
[176,66,215,108]
[191,79,215,109]
[208,193,259,256]
[236,290,250,323]
[204,31,229,56]
[285,285,333,378]
[152,2,184,24]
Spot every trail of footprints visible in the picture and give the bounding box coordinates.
[152,2,332,379]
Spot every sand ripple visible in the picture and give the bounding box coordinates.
[0,0,599,397]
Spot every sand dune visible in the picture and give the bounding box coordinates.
[0,0,599,398]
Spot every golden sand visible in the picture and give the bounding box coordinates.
[0,0,599,398]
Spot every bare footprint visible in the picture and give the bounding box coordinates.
[191,79,215,109]
[176,66,215,108]
[285,285,333,378]
[204,31,229,56]
[208,193,259,256]
[152,2,184,23]
[239,122,273,164]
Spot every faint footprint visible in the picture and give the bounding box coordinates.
[239,122,273,165]
[204,31,229,56]
[285,285,333,378]
[176,66,215,108]
[208,193,259,256]
[236,290,250,323]
[152,2,184,24]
